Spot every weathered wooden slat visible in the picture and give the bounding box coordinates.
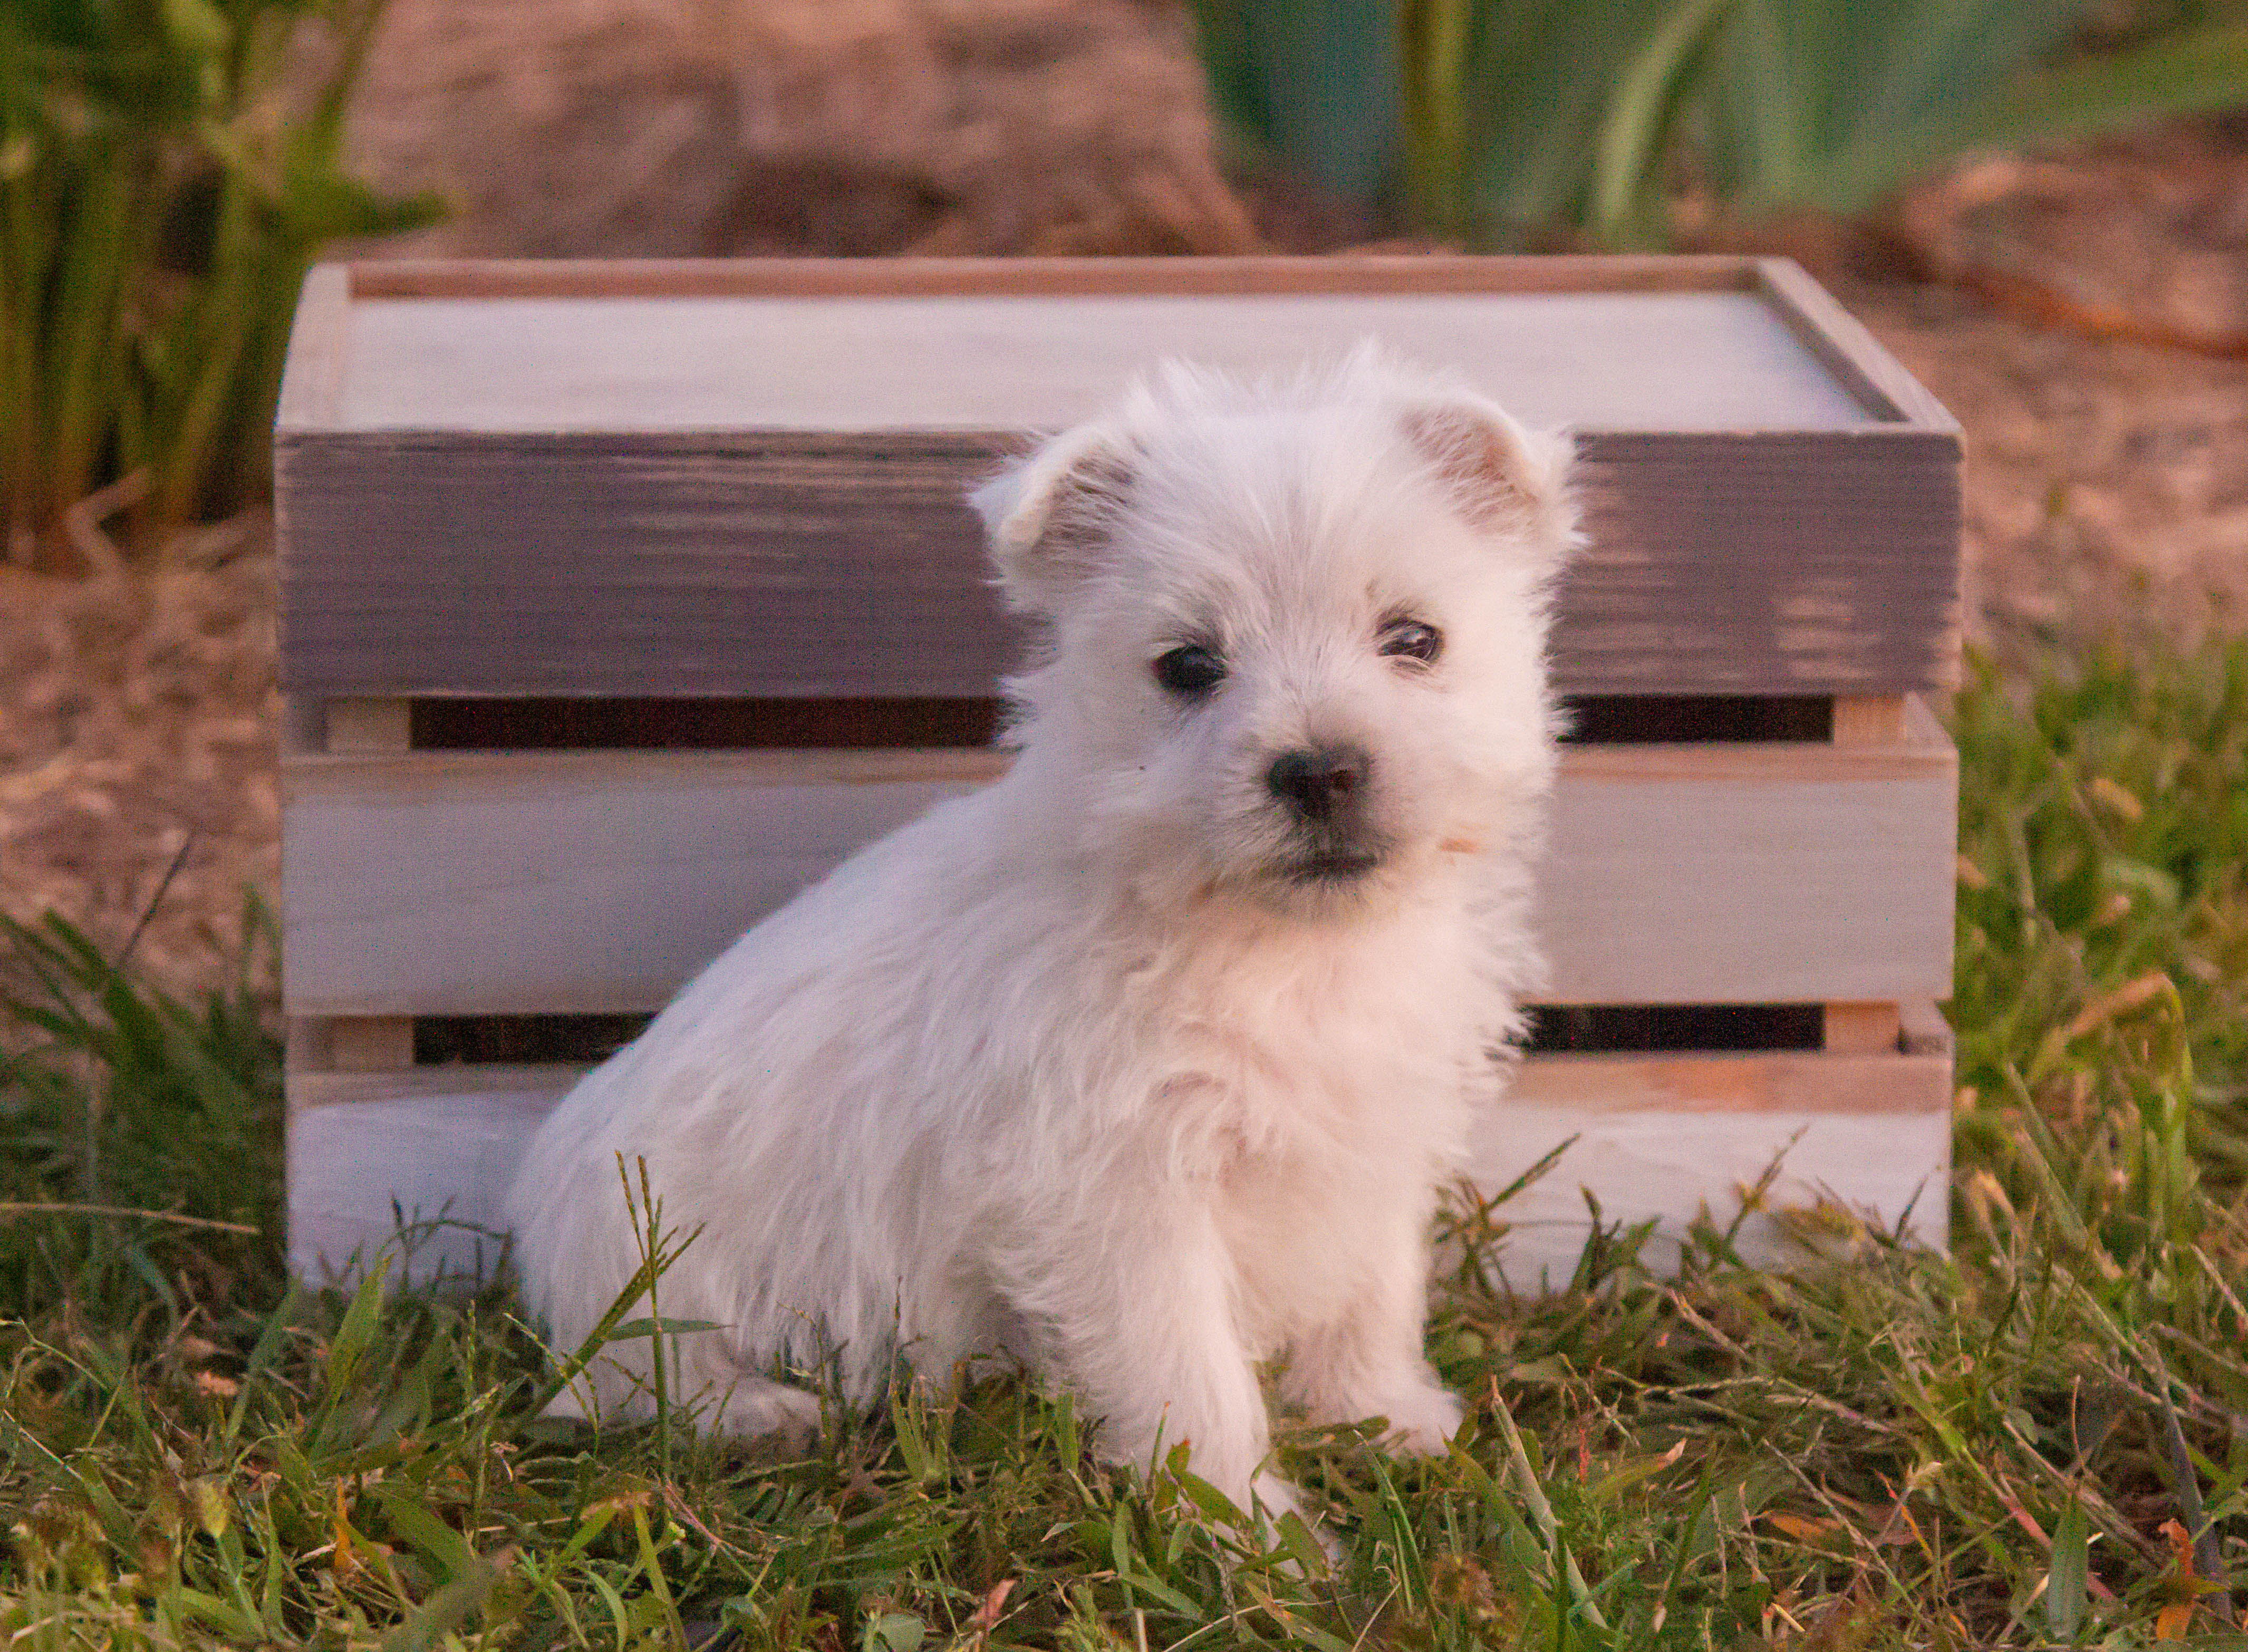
[1463,1095,1950,1290]
[273,264,350,430]
[276,255,1960,698]
[1752,260,1960,433]
[1831,694,1908,747]
[343,254,1777,304]
[1823,1001,1904,1054]
[290,1088,550,1287]
[276,426,1958,698]
[287,1037,1952,1286]
[331,291,1879,433]
[279,720,1957,1017]
[324,1018,415,1072]
[325,698,411,754]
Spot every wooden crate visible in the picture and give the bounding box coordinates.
[276,255,1961,1290]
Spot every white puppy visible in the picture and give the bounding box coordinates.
[506,348,1575,1523]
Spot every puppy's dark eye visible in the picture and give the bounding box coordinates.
[1379,619,1443,665]
[1153,644,1226,697]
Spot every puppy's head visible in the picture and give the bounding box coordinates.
[972,349,1576,919]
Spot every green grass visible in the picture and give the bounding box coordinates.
[4,645,2245,1649]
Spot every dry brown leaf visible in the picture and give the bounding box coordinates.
[964,1578,1015,1633]
[1766,1512,1846,1543]
[2087,775,2146,822]
[2065,972,2175,1041]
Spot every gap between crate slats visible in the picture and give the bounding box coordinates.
[281,701,1956,1018]
[287,1037,1953,1291]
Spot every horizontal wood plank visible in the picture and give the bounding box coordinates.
[340,254,1776,304]
[287,1042,1950,1286]
[281,726,1957,1016]
[1464,1097,1950,1289]
[332,292,1881,433]
[277,256,1959,699]
[1512,1042,1946,1115]
[276,427,1959,698]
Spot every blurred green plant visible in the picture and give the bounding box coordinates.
[1197,0,1404,205]
[1596,0,2248,239]
[1392,0,1705,240]
[0,0,435,568]
[1194,0,2248,244]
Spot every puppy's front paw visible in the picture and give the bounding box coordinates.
[714,1378,824,1453]
[1370,1380,1465,1457]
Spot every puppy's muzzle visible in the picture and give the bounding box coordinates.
[1266,743,1383,881]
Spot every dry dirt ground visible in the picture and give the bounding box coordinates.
[3,3,2245,1006]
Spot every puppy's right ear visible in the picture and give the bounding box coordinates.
[1399,395,1577,571]
[970,422,1135,615]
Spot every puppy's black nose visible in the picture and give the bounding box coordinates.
[1266,745,1371,822]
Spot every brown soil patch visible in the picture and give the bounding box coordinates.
[0,536,279,1011]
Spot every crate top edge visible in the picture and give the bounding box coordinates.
[341,252,1772,302]
[276,255,1957,442]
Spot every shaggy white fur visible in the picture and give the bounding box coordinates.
[505,347,1577,1525]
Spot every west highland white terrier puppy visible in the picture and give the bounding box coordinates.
[506,347,1576,1525]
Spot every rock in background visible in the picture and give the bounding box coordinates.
[0,543,279,1012]
[342,0,1260,257]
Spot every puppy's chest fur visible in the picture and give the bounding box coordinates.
[1084,921,1481,1340]
[1141,954,1480,1170]
[1115,900,1487,1170]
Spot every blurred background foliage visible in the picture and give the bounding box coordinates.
[1193,0,2248,243]
[0,0,434,569]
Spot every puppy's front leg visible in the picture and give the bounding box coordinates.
[1282,1210,1463,1456]
[1009,1197,1298,1523]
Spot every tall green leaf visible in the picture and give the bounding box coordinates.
[1189,0,2248,242]
[0,0,436,563]
[1696,0,2248,217]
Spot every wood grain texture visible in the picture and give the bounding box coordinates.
[286,1042,1951,1286]
[274,265,350,430]
[333,292,1877,432]
[1754,261,1958,432]
[276,427,1959,697]
[1831,695,1908,746]
[1824,1001,1904,1054]
[276,255,1960,698]
[1510,1039,1948,1115]
[279,724,1956,1017]
[337,254,1773,305]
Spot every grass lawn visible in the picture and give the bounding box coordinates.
[3,645,2244,1650]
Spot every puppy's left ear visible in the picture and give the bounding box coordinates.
[1400,397,1578,567]
[970,421,1136,615]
